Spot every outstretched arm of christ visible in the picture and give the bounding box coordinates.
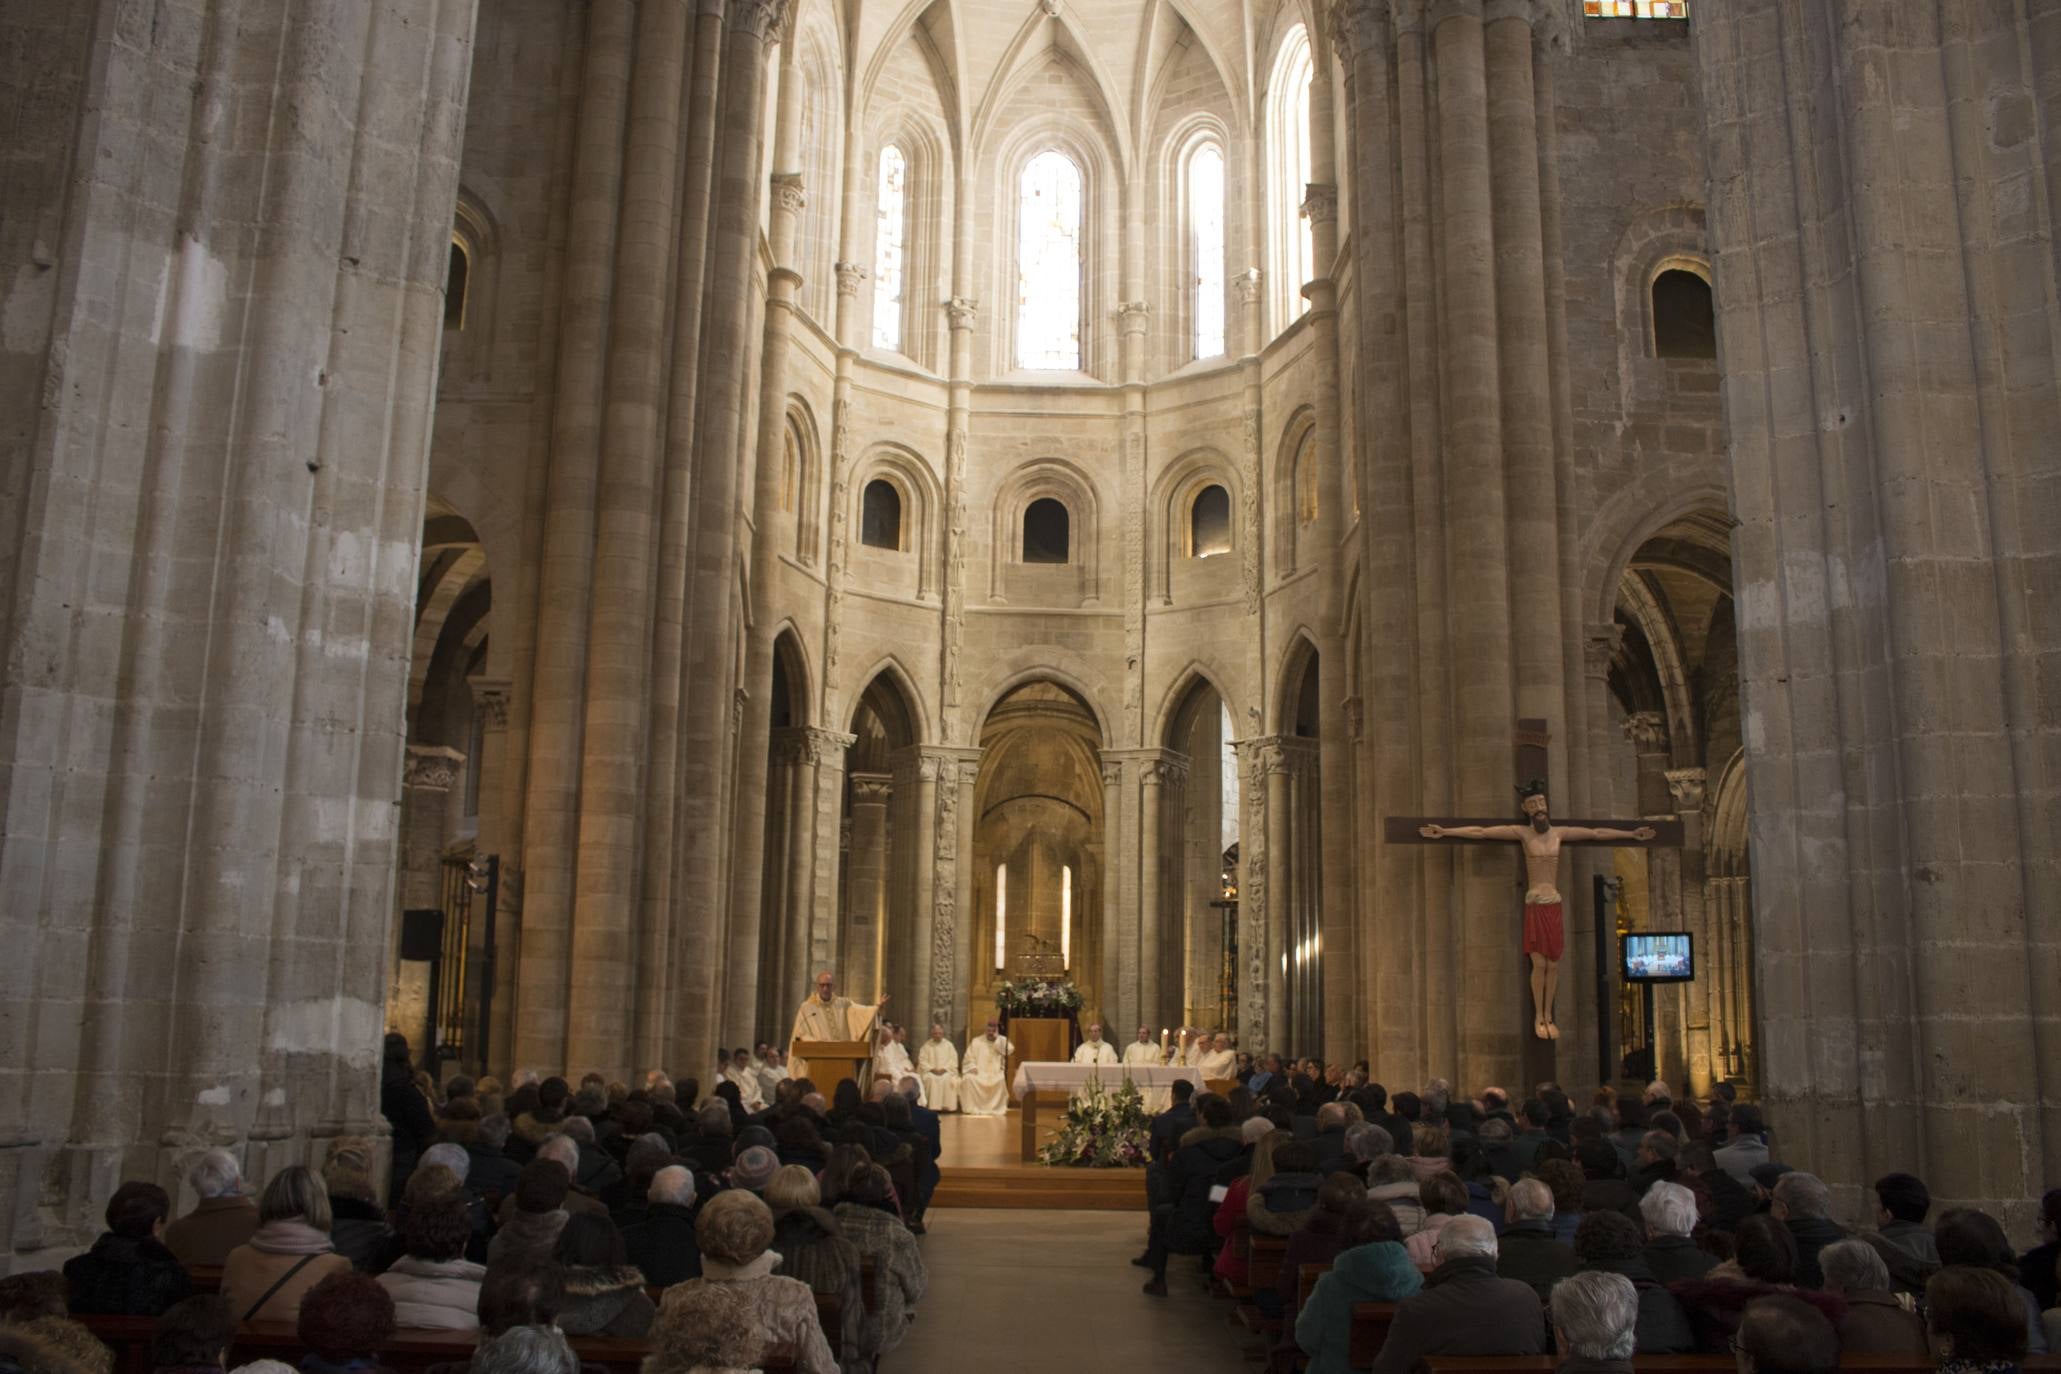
[1554,824,1658,842]
[1418,823,1528,840]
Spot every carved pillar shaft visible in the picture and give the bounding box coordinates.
[844,774,892,1000]
[1667,768,1711,1095]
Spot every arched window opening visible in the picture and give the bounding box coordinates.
[1022,498,1071,564]
[1266,27,1314,336]
[994,862,1009,970]
[872,144,908,352]
[1060,863,1073,969]
[1191,484,1232,558]
[1189,143,1227,360]
[861,479,902,550]
[1295,431,1318,525]
[1653,268,1716,359]
[444,240,470,330]
[780,432,798,512]
[1016,150,1084,370]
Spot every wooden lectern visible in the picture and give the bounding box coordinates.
[793,1039,874,1092]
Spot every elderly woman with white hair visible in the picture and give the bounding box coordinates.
[1550,1270,1641,1374]
[1369,1216,1549,1374]
[164,1150,258,1268]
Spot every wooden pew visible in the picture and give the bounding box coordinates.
[1296,1263,1329,1311]
[1248,1233,1289,1290]
[1219,1221,1254,1301]
[75,1315,808,1374]
[185,1265,224,1295]
[1420,1359,2061,1374]
[1346,1301,1399,1369]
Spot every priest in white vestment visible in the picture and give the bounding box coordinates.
[1181,1028,1210,1069]
[917,1023,960,1112]
[755,1046,789,1105]
[959,1020,1013,1117]
[1197,1031,1238,1083]
[786,970,887,1086]
[1123,1025,1168,1109]
[722,1048,765,1111]
[1072,1023,1120,1067]
[872,1023,915,1091]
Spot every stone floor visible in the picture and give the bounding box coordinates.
[892,1207,1254,1373]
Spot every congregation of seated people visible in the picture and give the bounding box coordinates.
[1133,1064,2061,1374]
[7,1032,939,1374]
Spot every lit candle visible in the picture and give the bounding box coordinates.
[1160,1027,1168,1054]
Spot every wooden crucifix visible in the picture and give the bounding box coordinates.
[1384,719,1682,1042]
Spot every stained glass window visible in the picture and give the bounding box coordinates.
[1190,143,1226,360]
[1016,149,1084,370]
[1583,1,1687,17]
[1267,27,1314,336]
[872,145,907,352]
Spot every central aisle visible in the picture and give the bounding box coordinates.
[893,1207,1254,1374]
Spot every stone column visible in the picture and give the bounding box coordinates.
[1258,739,1296,1050]
[516,0,636,1076]
[1431,0,1522,1090]
[1100,759,1126,1031]
[844,775,892,1000]
[1572,625,1625,1084]
[397,748,465,1057]
[646,0,730,1059]
[1667,768,1711,1096]
[948,757,980,1039]
[1623,711,1676,1082]
[0,0,478,1216]
[725,28,813,1055]
[677,0,791,1079]
[779,731,826,1014]
[566,0,693,1079]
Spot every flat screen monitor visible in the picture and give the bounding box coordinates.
[1623,932,1694,983]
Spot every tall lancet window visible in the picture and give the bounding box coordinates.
[1016,149,1084,370]
[1189,143,1226,360]
[1060,864,1073,970]
[994,863,1009,970]
[872,144,908,352]
[1266,26,1314,336]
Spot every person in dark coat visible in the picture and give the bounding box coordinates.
[1574,1210,1694,1353]
[551,1212,655,1338]
[1267,1173,1360,1322]
[1770,1173,1847,1290]
[1140,1095,1243,1295]
[1867,1172,1942,1295]
[1820,1238,1929,1357]
[1511,1101,1554,1176]
[1935,1206,2051,1356]
[63,1182,191,1317]
[458,1114,523,1209]
[1148,1079,1199,1167]
[1497,1178,1578,1302]
[1369,1215,1548,1374]
[622,1165,702,1288]
[1578,1139,1638,1219]
[2021,1187,2060,1313]
[1733,1293,1843,1374]
[1548,1270,1640,1374]
[1639,1181,1716,1285]
[379,1032,436,1199]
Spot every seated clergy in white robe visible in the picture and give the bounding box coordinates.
[917,1024,960,1112]
[722,1049,765,1111]
[1122,1026,1169,1109]
[959,1021,1013,1117]
[872,1025,915,1091]
[787,970,886,1087]
[755,1047,789,1105]
[1196,1032,1238,1083]
[1072,1023,1120,1069]
[1180,1028,1209,1069]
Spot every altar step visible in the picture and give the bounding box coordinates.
[929,1164,1147,1212]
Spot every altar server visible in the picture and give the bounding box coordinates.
[873,1023,915,1090]
[917,1024,960,1113]
[1072,1023,1120,1067]
[960,1021,1013,1117]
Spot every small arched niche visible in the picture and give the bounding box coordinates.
[1022,498,1071,564]
[861,478,903,551]
[1190,484,1232,558]
[1652,264,1716,359]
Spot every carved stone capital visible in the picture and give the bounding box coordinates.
[1584,623,1625,679]
[775,726,856,767]
[1665,767,1708,812]
[1100,758,1125,787]
[405,745,465,792]
[729,0,789,41]
[1392,0,1427,34]
[468,677,513,730]
[835,261,868,297]
[850,772,894,805]
[945,296,979,330]
[1329,0,1393,64]
[1116,300,1151,333]
[1241,735,1317,780]
[1301,183,1339,225]
[771,172,807,215]
[1234,269,1264,306]
[1141,752,1190,787]
[1622,710,1669,753]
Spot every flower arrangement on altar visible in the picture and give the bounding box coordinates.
[994,976,1084,1016]
[1037,1077,1151,1168]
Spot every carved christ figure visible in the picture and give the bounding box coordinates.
[1419,784,1655,1041]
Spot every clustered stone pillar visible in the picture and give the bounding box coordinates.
[1695,1,2058,1218]
[0,0,479,1233]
